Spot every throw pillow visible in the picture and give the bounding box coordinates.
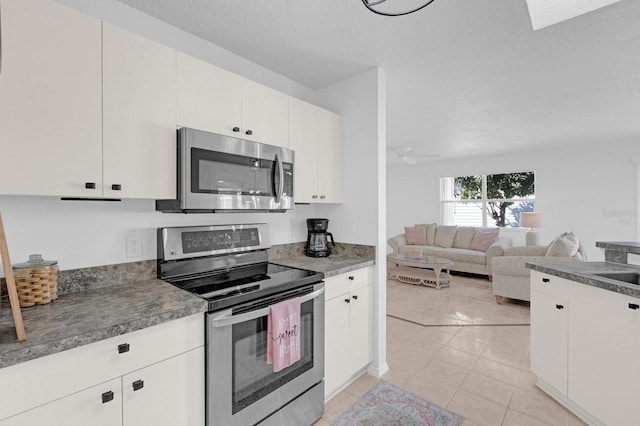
[470,228,499,252]
[546,232,580,257]
[434,226,457,248]
[405,226,427,245]
[415,223,437,245]
[452,227,476,249]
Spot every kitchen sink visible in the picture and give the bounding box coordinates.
[586,271,640,285]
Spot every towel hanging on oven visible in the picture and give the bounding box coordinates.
[267,297,301,372]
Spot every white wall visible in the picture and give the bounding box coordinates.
[387,140,639,261]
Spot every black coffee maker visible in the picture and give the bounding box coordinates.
[305,218,336,257]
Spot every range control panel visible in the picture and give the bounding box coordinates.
[182,228,260,254]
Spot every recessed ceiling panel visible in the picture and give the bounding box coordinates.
[526,0,624,30]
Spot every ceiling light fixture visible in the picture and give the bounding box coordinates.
[362,0,437,16]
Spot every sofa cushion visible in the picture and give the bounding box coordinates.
[415,223,437,245]
[434,226,457,248]
[470,228,499,252]
[452,227,476,249]
[546,232,579,257]
[438,248,486,265]
[398,245,438,257]
[405,226,427,245]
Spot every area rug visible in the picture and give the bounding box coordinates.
[387,275,530,326]
[333,381,463,426]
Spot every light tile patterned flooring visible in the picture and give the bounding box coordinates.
[316,276,587,426]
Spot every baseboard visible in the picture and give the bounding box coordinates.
[367,361,389,378]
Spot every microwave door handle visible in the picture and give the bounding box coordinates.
[210,287,325,328]
[273,153,284,204]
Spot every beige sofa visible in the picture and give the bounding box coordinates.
[491,232,585,303]
[387,224,513,278]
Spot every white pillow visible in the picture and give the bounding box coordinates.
[434,226,457,248]
[546,232,580,257]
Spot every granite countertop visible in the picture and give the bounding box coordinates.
[595,241,640,254]
[0,279,208,369]
[526,259,640,299]
[270,255,375,278]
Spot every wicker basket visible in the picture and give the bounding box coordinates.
[12,254,59,307]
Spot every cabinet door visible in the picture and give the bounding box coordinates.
[289,97,319,202]
[530,290,568,395]
[568,283,640,425]
[1,378,121,426]
[241,79,289,147]
[324,294,351,398]
[122,347,205,426]
[316,108,343,203]
[176,52,242,137]
[0,0,102,197]
[102,23,177,199]
[349,284,373,374]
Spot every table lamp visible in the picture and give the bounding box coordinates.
[520,212,544,246]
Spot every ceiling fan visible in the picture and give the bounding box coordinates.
[387,146,440,164]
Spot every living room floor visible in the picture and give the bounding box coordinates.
[315,276,587,426]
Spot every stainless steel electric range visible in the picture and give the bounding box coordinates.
[157,223,325,426]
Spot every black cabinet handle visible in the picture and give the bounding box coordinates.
[348,276,355,281]
[555,304,564,310]
[344,298,350,304]
[111,184,122,191]
[232,126,240,132]
[312,195,318,199]
[352,295,358,300]
[245,129,253,136]
[85,182,96,189]
[132,380,144,391]
[101,391,114,404]
[629,303,639,310]
[542,278,550,283]
[118,343,130,354]
[320,195,326,200]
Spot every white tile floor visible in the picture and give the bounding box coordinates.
[316,276,587,426]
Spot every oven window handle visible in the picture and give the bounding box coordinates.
[210,287,324,328]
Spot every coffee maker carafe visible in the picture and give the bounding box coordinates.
[305,218,335,257]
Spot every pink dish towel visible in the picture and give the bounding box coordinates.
[267,297,301,372]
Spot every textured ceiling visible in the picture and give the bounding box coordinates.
[114,0,640,162]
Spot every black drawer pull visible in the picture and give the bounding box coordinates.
[245,129,253,135]
[352,295,358,300]
[85,182,96,189]
[118,343,130,354]
[132,380,144,391]
[111,184,122,191]
[555,304,564,310]
[629,303,639,310]
[542,278,550,283]
[232,126,240,132]
[101,391,114,403]
[348,276,355,281]
[344,298,350,304]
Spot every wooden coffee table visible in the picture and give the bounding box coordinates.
[387,253,455,289]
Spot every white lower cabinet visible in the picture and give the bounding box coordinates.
[0,314,204,426]
[530,270,640,426]
[324,267,373,398]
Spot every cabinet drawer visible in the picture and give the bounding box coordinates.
[0,313,204,421]
[324,267,373,300]
[530,271,569,300]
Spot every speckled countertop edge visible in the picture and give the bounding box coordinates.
[0,279,207,369]
[270,255,375,278]
[595,241,640,254]
[526,260,640,299]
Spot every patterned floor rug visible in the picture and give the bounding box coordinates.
[333,381,463,426]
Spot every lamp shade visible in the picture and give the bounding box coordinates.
[520,212,544,228]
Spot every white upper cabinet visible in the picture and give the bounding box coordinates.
[0,0,102,197]
[241,78,289,147]
[289,98,343,203]
[176,52,242,137]
[317,108,343,203]
[102,23,177,200]
[177,53,289,148]
[289,97,319,203]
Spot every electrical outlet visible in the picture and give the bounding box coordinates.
[126,235,142,258]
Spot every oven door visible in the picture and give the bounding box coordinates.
[206,282,324,426]
[180,127,294,211]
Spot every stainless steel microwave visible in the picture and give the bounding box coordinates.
[156,128,294,213]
